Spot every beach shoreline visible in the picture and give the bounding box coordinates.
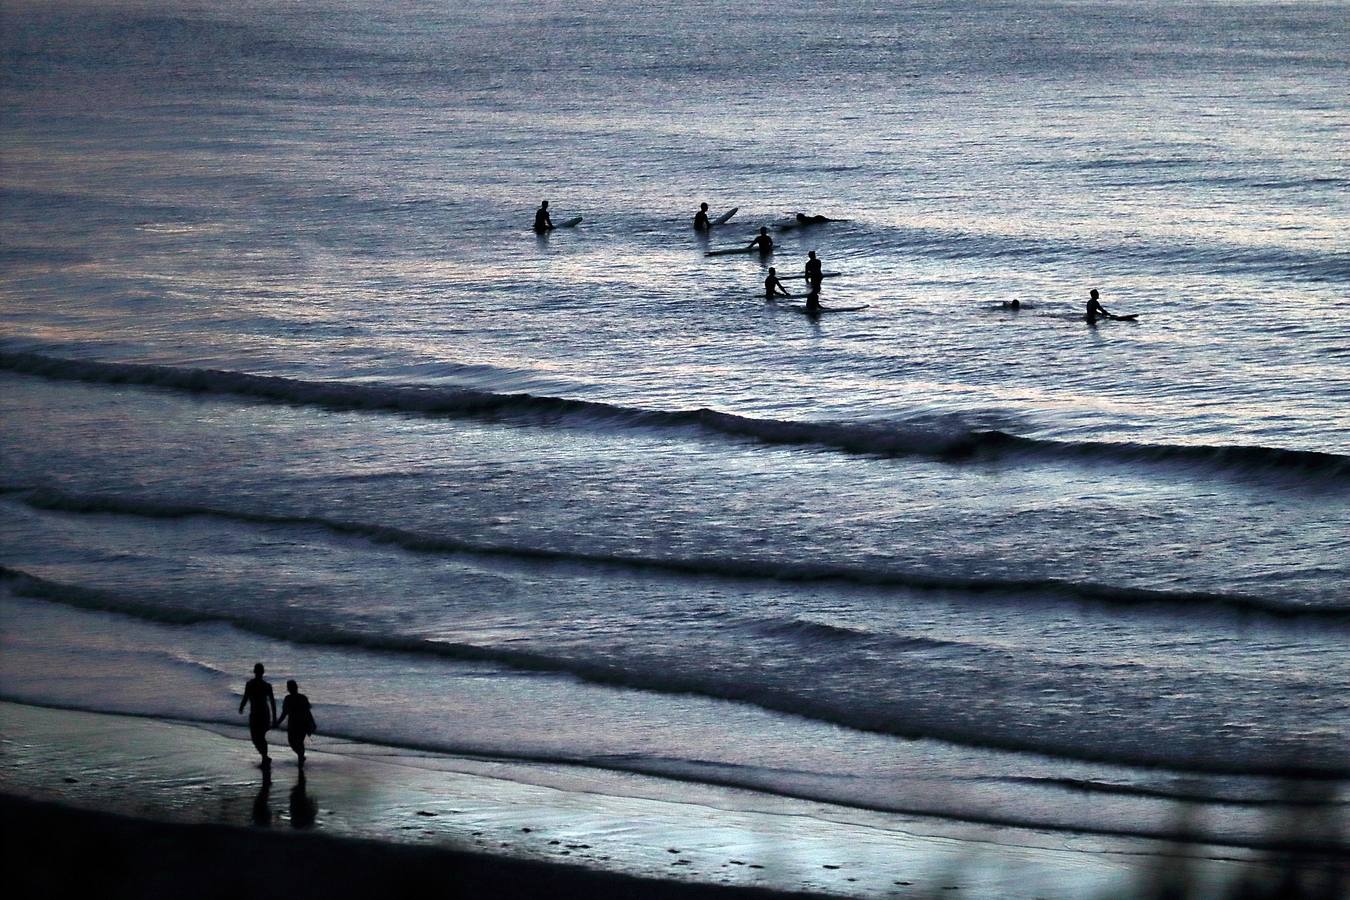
[4,700,1327,899]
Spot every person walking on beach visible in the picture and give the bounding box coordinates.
[764,267,792,300]
[694,202,711,232]
[274,679,317,769]
[239,662,277,767]
[533,199,554,233]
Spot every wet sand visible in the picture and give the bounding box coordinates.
[2,793,836,900]
[0,702,1296,898]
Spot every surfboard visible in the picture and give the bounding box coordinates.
[557,216,583,228]
[775,217,848,230]
[780,271,842,281]
[706,246,771,257]
[789,304,870,314]
[712,206,738,226]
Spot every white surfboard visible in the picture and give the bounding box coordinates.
[712,206,738,226]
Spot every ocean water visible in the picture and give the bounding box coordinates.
[1,0,1348,854]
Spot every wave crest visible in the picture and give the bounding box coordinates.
[3,565,1346,780]
[5,484,1347,621]
[3,351,1346,479]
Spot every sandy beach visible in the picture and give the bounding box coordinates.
[5,701,1337,899]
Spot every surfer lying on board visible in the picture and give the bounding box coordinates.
[747,227,773,254]
[795,213,838,226]
[533,200,554,233]
[694,203,711,232]
[1001,299,1022,310]
[764,267,792,300]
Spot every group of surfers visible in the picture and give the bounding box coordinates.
[764,252,826,312]
[535,200,1129,323]
[695,203,839,313]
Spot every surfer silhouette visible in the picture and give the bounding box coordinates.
[694,202,711,232]
[747,227,773,254]
[533,200,553,233]
[1002,298,1022,310]
[805,251,823,292]
[764,267,792,299]
[239,663,277,767]
[275,679,317,768]
[804,286,822,314]
[795,213,836,225]
[1085,288,1110,324]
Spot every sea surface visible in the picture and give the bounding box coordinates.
[2,0,1348,856]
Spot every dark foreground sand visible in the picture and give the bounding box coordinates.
[1,793,828,900]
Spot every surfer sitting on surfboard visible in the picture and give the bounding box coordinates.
[764,268,792,300]
[1085,289,1109,323]
[694,203,711,232]
[533,200,553,233]
[1085,288,1136,324]
[1085,289,1137,323]
[747,227,773,254]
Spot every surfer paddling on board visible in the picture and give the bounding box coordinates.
[764,267,792,300]
[795,213,838,226]
[694,202,711,232]
[747,227,773,254]
[239,663,277,768]
[533,200,554,233]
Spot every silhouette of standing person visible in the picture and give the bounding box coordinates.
[275,679,317,769]
[533,200,554,234]
[694,202,711,233]
[239,662,276,767]
[804,286,822,314]
[804,250,823,293]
